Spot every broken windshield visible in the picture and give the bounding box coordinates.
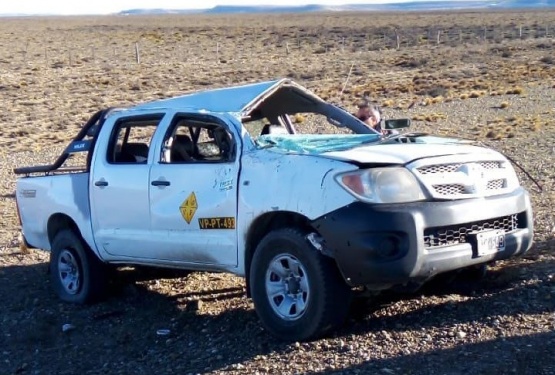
[241,80,383,154]
[255,133,381,155]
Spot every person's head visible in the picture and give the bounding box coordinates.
[356,101,381,128]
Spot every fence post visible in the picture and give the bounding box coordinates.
[395,30,400,50]
[135,43,140,64]
[483,27,487,41]
[459,29,463,43]
[23,41,30,63]
[436,30,441,45]
[519,25,523,38]
[286,42,290,55]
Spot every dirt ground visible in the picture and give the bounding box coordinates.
[1,10,554,375]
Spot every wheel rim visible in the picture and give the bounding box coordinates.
[265,254,310,321]
[57,249,81,295]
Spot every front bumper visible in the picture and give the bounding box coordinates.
[311,187,533,287]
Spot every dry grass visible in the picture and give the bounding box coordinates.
[506,87,525,95]
[293,113,306,124]
[2,10,555,375]
[0,10,553,152]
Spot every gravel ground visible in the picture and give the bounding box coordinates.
[1,12,555,375]
[1,84,554,375]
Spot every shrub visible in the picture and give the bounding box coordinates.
[293,114,305,124]
[505,87,524,95]
[313,47,326,54]
[426,86,448,98]
[432,96,444,104]
[540,56,554,65]
[486,130,500,139]
[381,99,395,108]
[398,57,428,68]
[536,42,552,49]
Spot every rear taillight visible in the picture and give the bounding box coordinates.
[14,191,23,226]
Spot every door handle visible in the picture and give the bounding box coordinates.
[151,180,170,187]
[94,180,108,187]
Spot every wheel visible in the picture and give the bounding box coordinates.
[50,229,107,304]
[250,228,352,341]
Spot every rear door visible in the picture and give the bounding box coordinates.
[90,112,169,258]
[148,113,240,266]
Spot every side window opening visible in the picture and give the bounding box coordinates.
[107,115,163,164]
[161,117,234,164]
[243,113,292,138]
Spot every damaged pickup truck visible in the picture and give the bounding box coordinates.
[14,79,533,341]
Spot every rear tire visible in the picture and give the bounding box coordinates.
[50,229,107,304]
[250,228,351,341]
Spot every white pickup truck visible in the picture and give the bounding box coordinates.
[14,79,533,341]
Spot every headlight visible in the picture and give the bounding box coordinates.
[336,167,426,204]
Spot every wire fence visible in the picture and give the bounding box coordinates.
[6,23,554,69]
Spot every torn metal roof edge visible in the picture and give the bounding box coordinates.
[130,78,322,114]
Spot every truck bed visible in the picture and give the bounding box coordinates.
[16,171,93,251]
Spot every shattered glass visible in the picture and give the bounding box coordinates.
[255,134,381,154]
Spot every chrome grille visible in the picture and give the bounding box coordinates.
[433,184,465,195]
[479,161,502,170]
[418,164,461,175]
[487,179,506,190]
[413,160,511,199]
[423,214,519,248]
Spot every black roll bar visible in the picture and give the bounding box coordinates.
[13,107,117,175]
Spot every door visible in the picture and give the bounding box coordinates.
[148,113,240,266]
[90,113,167,258]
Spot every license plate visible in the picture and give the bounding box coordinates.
[474,229,505,257]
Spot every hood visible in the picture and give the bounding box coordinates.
[323,143,497,164]
[257,134,498,165]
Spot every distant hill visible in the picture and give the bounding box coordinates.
[118,1,555,16]
[3,1,554,17]
[118,8,203,15]
[205,5,328,14]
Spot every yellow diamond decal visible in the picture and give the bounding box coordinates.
[180,192,198,224]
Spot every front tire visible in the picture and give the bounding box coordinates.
[50,229,107,304]
[250,228,351,341]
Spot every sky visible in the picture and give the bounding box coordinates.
[0,0,476,15]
